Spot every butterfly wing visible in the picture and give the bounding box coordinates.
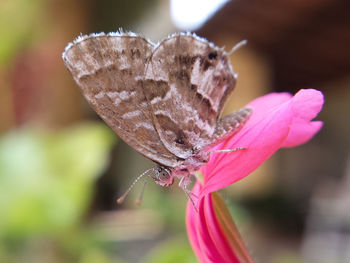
[144,34,237,159]
[208,107,252,149]
[62,34,179,167]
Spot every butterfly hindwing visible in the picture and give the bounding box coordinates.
[209,107,252,149]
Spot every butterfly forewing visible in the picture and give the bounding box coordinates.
[62,34,179,167]
[144,35,237,159]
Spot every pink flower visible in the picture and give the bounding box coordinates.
[187,89,324,262]
[186,184,254,263]
[200,89,324,198]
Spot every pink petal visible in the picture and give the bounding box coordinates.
[186,184,208,263]
[245,92,293,123]
[187,185,226,262]
[186,184,240,263]
[199,89,324,197]
[282,119,323,148]
[282,89,324,147]
[204,194,239,262]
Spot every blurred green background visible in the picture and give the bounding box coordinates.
[0,0,349,262]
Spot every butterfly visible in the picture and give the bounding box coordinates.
[62,31,251,204]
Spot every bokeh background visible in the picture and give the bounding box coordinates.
[1,0,349,262]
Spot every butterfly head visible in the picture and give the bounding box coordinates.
[153,166,174,187]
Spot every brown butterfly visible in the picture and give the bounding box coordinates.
[62,32,251,204]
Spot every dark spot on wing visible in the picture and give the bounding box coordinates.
[175,130,186,145]
[171,70,190,82]
[142,79,170,101]
[200,58,213,71]
[208,51,217,60]
[175,55,198,66]
[79,63,118,81]
[120,68,132,76]
[175,137,184,145]
[130,48,141,59]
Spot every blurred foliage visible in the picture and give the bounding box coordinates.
[0,0,48,64]
[90,0,157,32]
[144,237,197,263]
[142,186,188,230]
[0,123,118,262]
[272,251,301,263]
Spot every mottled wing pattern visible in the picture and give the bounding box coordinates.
[144,34,237,159]
[62,34,179,167]
[207,107,252,149]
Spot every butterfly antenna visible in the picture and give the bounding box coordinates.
[228,39,248,56]
[117,168,154,204]
[136,175,150,206]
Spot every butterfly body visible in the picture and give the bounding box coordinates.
[154,150,209,186]
[62,31,251,191]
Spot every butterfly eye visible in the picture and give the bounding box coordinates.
[155,166,170,179]
[208,51,217,60]
[158,169,170,180]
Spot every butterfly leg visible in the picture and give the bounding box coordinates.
[179,176,198,212]
[209,147,247,154]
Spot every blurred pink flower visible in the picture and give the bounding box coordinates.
[187,89,324,262]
